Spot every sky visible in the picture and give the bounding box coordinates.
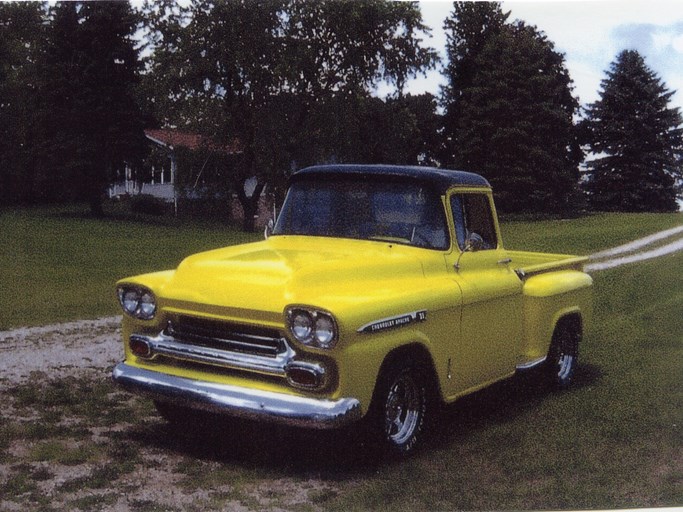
[406,0,683,112]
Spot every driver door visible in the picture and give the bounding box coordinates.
[446,191,523,394]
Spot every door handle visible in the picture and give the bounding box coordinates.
[497,258,512,265]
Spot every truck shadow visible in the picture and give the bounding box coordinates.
[428,362,602,446]
[128,362,602,477]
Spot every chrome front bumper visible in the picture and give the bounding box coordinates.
[112,363,362,429]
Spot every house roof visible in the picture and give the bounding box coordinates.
[292,164,491,192]
[144,129,242,154]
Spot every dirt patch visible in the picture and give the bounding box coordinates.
[0,317,122,385]
[0,318,344,511]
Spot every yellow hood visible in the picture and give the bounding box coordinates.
[162,236,429,314]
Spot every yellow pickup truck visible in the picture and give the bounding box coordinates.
[113,164,592,455]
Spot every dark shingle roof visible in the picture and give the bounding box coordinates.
[292,164,490,192]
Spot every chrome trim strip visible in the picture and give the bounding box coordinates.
[112,363,361,429]
[131,333,295,378]
[516,356,547,371]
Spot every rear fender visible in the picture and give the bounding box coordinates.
[520,271,592,364]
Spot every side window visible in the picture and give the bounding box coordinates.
[450,193,497,250]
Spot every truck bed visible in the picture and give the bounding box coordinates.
[506,250,588,279]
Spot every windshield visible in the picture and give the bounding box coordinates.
[273,178,449,250]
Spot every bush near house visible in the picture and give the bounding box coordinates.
[129,195,167,216]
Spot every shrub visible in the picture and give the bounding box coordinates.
[129,195,167,216]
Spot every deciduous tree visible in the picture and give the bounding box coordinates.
[141,0,438,230]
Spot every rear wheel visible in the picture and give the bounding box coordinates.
[545,319,581,389]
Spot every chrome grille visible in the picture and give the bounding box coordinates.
[165,315,284,358]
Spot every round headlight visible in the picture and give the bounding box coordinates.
[291,311,313,342]
[117,286,157,320]
[314,314,336,348]
[286,307,338,349]
[138,292,157,320]
[121,289,140,315]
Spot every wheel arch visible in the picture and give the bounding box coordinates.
[551,309,584,340]
[372,342,442,405]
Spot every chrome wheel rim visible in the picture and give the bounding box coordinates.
[555,329,578,381]
[557,353,574,380]
[384,373,422,445]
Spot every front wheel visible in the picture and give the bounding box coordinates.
[369,360,431,456]
[545,320,581,389]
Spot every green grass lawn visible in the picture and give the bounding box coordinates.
[0,205,681,509]
[501,211,683,254]
[0,205,260,330]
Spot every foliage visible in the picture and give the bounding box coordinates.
[441,2,582,214]
[140,0,438,230]
[305,93,441,167]
[32,2,148,216]
[0,2,148,213]
[0,2,46,206]
[129,194,167,216]
[581,50,683,212]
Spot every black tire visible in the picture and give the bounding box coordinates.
[545,320,580,389]
[369,359,431,456]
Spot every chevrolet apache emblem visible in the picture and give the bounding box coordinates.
[358,311,427,334]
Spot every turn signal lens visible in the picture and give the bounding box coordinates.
[129,336,152,358]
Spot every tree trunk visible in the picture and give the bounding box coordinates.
[241,199,257,232]
[237,179,266,232]
[89,193,105,217]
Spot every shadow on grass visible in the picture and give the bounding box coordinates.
[122,362,603,480]
[428,362,603,445]
[127,412,383,478]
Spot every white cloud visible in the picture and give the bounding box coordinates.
[673,34,683,52]
[409,1,683,110]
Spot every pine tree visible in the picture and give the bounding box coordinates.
[36,1,146,215]
[441,1,508,165]
[441,3,581,213]
[0,3,45,205]
[582,50,683,212]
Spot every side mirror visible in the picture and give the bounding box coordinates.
[464,232,485,252]
[264,218,275,239]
